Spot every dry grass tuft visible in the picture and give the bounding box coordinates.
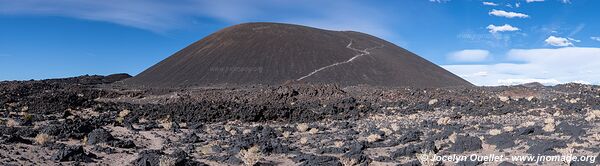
[296,123,309,132]
[299,137,309,145]
[6,119,18,127]
[544,117,555,124]
[116,117,125,124]
[428,99,438,105]
[543,117,556,132]
[448,133,457,143]
[380,127,393,136]
[340,156,359,166]
[585,110,600,121]
[521,121,535,127]
[367,134,382,143]
[437,117,450,125]
[161,122,173,130]
[119,109,130,118]
[488,129,502,136]
[158,116,173,130]
[498,96,510,102]
[35,133,51,145]
[282,131,291,139]
[159,155,177,166]
[197,145,214,155]
[238,145,262,166]
[566,98,580,104]
[116,109,130,124]
[23,113,33,122]
[224,125,233,132]
[243,129,252,135]
[408,114,418,120]
[503,126,514,132]
[390,124,401,132]
[229,129,238,136]
[308,128,319,135]
[526,96,535,101]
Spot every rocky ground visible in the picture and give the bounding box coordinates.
[0,75,599,166]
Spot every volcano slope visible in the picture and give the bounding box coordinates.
[125,22,471,88]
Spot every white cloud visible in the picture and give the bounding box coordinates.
[482,2,498,6]
[545,36,574,47]
[561,0,571,4]
[591,37,600,41]
[489,9,529,18]
[487,24,520,33]
[526,0,545,2]
[447,49,490,62]
[444,47,600,86]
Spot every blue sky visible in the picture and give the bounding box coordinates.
[1,0,599,85]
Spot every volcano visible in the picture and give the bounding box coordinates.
[126,22,472,87]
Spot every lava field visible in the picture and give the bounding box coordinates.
[0,75,599,165]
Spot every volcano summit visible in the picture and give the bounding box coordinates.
[126,22,471,87]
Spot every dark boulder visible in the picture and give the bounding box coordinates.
[51,145,95,162]
[448,135,482,153]
[87,128,114,145]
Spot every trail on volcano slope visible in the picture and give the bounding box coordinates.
[296,40,385,81]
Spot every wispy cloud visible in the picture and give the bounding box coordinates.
[429,0,450,3]
[526,0,572,4]
[0,0,396,38]
[567,37,580,43]
[591,37,600,41]
[482,2,498,6]
[568,23,585,36]
[489,9,529,18]
[447,49,490,63]
[526,0,545,3]
[0,0,191,32]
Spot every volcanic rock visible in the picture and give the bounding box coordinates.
[126,22,472,88]
[449,135,482,153]
[86,128,114,145]
[132,150,163,166]
[51,145,95,162]
[293,154,342,166]
[1,135,32,144]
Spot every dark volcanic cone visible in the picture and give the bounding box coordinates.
[126,22,472,87]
